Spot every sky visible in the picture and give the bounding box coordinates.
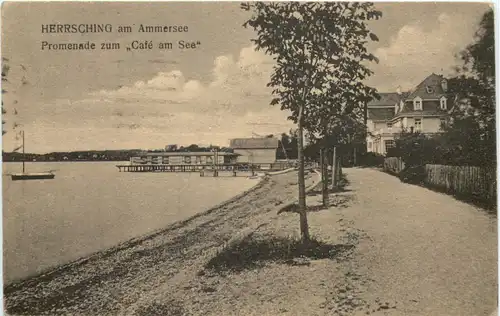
[1,2,492,153]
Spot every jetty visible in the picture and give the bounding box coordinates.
[116,162,295,176]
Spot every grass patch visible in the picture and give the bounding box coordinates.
[204,235,353,274]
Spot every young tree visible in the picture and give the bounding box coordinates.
[242,2,381,241]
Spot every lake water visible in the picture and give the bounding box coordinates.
[2,162,259,284]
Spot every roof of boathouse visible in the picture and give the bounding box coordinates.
[229,137,279,149]
[143,152,238,157]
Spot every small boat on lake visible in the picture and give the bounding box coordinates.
[10,131,55,181]
[11,172,55,181]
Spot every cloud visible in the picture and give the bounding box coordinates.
[4,45,293,152]
[367,13,481,91]
[94,44,277,116]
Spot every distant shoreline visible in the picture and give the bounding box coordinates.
[2,160,129,163]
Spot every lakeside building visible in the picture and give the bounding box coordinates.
[229,137,279,164]
[130,151,239,165]
[130,136,280,166]
[367,73,452,155]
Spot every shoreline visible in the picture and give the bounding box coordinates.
[3,173,266,288]
[4,169,320,315]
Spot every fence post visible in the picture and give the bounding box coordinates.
[336,150,342,184]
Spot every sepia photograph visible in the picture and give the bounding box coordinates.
[1,1,497,315]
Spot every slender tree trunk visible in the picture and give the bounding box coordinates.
[321,148,328,206]
[353,146,357,166]
[332,146,337,190]
[297,107,310,242]
[336,151,342,184]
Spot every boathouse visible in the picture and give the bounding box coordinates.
[229,137,279,164]
[130,151,239,165]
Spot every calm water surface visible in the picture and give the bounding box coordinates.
[3,162,258,283]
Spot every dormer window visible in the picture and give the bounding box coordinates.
[426,86,434,94]
[413,97,423,111]
[440,96,447,110]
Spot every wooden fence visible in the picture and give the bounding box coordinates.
[425,164,496,201]
[383,157,405,175]
[383,158,496,203]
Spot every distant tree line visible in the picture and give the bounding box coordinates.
[2,149,143,162]
[277,130,298,160]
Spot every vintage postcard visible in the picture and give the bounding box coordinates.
[1,2,497,315]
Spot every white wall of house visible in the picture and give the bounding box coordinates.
[367,120,375,132]
[421,117,442,133]
[405,117,442,133]
[234,148,277,164]
[375,124,395,135]
[373,121,387,131]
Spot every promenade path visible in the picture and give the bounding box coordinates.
[342,168,497,316]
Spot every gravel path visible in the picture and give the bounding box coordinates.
[4,170,318,316]
[343,168,497,316]
[174,167,496,316]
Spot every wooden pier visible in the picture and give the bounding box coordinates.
[117,164,217,173]
[116,162,296,176]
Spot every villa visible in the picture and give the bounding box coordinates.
[367,74,452,155]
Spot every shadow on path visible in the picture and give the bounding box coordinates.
[204,235,354,274]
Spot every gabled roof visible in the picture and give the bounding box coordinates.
[367,92,400,107]
[406,73,447,100]
[368,108,395,121]
[230,137,279,149]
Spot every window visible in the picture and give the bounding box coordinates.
[387,122,393,128]
[368,142,372,150]
[440,118,446,129]
[413,97,423,110]
[440,96,447,110]
[414,118,422,131]
[426,86,434,94]
[385,140,395,151]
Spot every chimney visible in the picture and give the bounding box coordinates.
[396,85,402,95]
[441,79,448,92]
